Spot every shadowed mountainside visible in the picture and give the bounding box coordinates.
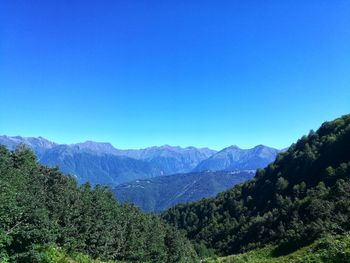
[113,170,255,212]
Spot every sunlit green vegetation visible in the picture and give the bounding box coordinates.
[205,233,350,263]
[164,114,350,257]
[0,146,198,262]
[1,114,349,262]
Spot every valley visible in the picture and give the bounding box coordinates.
[113,170,255,212]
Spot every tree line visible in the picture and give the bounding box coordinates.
[0,145,198,262]
[163,114,350,257]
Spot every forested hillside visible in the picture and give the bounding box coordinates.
[113,170,254,212]
[0,146,198,262]
[163,114,350,257]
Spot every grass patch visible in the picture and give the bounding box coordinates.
[204,233,350,263]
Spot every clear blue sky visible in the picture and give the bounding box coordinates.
[1,1,349,150]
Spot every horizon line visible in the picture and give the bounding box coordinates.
[1,134,288,151]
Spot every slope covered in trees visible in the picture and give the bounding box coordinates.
[0,146,198,262]
[163,114,350,257]
[113,170,254,212]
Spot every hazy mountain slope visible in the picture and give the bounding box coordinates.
[117,145,217,175]
[72,140,122,155]
[0,135,280,188]
[0,135,57,158]
[113,170,255,212]
[39,145,162,186]
[68,143,217,175]
[193,145,280,172]
[163,114,350,256]
[0,136,218,183]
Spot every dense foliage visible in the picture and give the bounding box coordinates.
[0,146,198,262]
[163,114,350,256]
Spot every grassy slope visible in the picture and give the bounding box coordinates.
[205,233,350,263]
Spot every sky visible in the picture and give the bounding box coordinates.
[0,0,349,150]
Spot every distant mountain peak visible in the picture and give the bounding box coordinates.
[72,140,119,155]
[193,144,280,172]
[224,145,241,150]
[0,135,57,158]
[158,144,180,150]
[75,140,115,148]
[254,144,266,148]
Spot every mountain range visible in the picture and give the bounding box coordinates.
[194,144,281,172]
[0,135,282,187]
